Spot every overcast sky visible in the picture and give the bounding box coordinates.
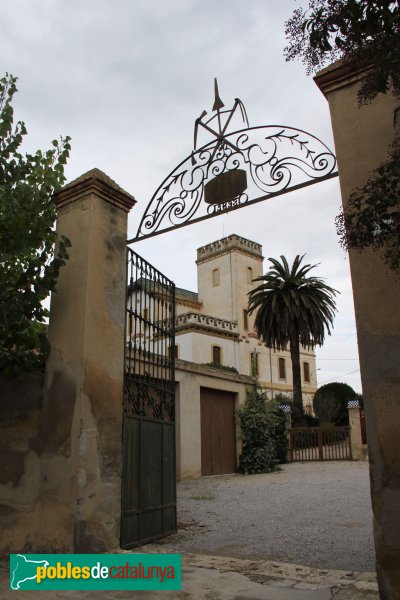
[4,0,362,392]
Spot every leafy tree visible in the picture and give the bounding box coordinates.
[0,74,71,377]
[313,381,359,424]
[284,0,400,104]
[284,1,400,275]
[248,255,338,415]
[237,386,287,474]
[335,135,400,274]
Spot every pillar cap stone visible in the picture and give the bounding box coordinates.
[314,58,371,97]
[347,400,361,408]
[54,168,136,213]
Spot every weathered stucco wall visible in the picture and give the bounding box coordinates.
[0,169,135,555]
[196,235,263,325]
[315,63,400,599]
[0,373,43,555]
[175,330,238,367]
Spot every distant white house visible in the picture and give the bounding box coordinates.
[173,234,318,408]
[128,234,318,480]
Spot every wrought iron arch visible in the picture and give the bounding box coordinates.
[129,80,338,243]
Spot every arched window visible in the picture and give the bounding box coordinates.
[212,268,220,287]
[243,309,249,330]
[212,345,222,366]
[247,266,253,284]
[278,357,286,380]
[250,351,259,376]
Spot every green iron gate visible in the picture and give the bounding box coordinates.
[121,248,176,548]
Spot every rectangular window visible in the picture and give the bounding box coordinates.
[247,266,253,284]
[243,309,249,330]
[212,345,221,365]
[212,268,220,287]
[250,351,259,376]
[303,362,310,383]
[278,357,286,380]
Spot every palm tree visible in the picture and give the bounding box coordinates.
[248,255,338,415]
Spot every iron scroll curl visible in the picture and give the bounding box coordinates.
[131,124,338,243]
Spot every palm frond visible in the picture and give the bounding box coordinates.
[248,254,338,350]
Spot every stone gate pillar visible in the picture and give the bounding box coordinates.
[347,401,367,461]
[315,64,400,598]
[40,169,135,551]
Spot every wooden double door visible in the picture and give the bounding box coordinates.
[200,388,237,476]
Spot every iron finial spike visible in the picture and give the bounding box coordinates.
[193,110,207,151]
[236,98,250,128]
[212,78,224,111]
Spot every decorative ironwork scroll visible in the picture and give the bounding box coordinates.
[124,249,175,421]
[130,80,338,243]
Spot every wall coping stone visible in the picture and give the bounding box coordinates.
[54,168,136,213]
[176,358,254,384]
[314,59,373,97]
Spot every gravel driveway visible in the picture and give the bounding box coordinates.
[156,461,375,572]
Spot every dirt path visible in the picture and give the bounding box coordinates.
[155,461,375,572]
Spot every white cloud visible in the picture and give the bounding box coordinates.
[4,0,362,391]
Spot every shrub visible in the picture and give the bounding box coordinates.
[274,392,320,428]
[302,413,320,428]
[313,382,358,425]
[237,386,288,474]
[272,401,288,464]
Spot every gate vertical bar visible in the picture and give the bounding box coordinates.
[318,428,323,461]
[121,248,176,548]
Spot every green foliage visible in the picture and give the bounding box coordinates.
[290,403,319,428]
[248,255,338,350]
[274,392,320,428]
[202,363,239,373]
[285,1,400,275]
[302,412,320,427]
[284,0,400,104]
[313,382,358,425]
[336,136,400,275]
[0,74,71,377]
[248,255,338,413]
[269,394,289,463]
[237,387,288,474]
[190,494,215,500]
